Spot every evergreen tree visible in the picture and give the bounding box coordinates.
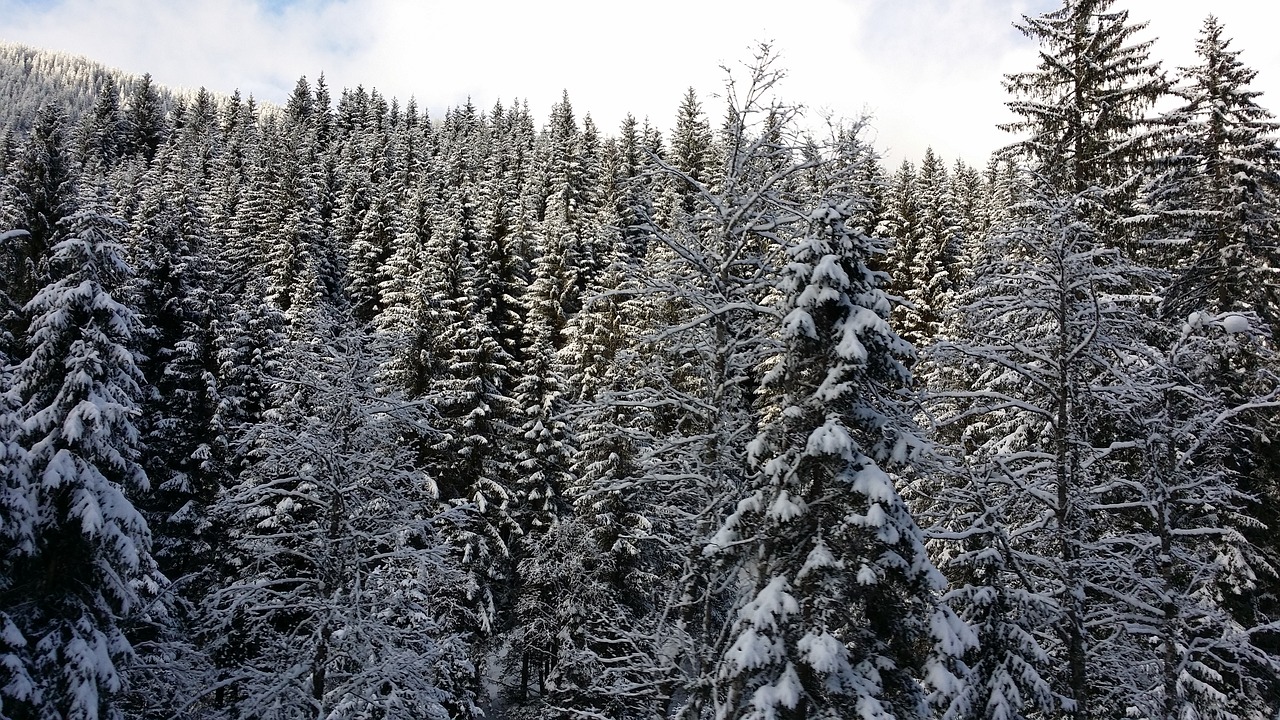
[1123,311,1280,720]
[1,195,160,720]
[1136,21,1280,704]
[125,73,166,163]
[926,184,1175,718]
[1003,0,1166,234]
[79,78,126,177]
[1142,15,1280,332]
[4,104,77,312]
[707,188,970,720]
[126,138,221,587]
[430,188,523,643]
[879,160,923,342]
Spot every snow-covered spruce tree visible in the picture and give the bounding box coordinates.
[256,78,343,318]
[0,358,34,720]
[632,50,822,717]
[879,159,923,342]
[659,86,719,226]
[76,77,126,180]
[923,467,1059,720]
[335,86,396,326]
[3,104,77,315]
[210,278,285,460]
[1141,16,1280,331]
[502,111,614,705]
[371,98,442,398]
[108,131,234,718]
[374,180,437,396]
[478,98,536,360]
[0,243,33,718]
[203,312,475,720]
[569,49,957,719]
[207,91,262,300]
[125,135,223,586]
[1002,0,1165,240]
[527,143,668,717]
[124,73,166,164]
[936,159,998,309]
[891,148,965,353]
[426,182,524,658]
[501,237,578,709]
[1,193,161,720]
[704,176,971,719]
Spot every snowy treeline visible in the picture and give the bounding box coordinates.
[2,2,1280,720]
[0,43,183,136]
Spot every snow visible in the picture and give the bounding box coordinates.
[783,307,817,339]
[740,576,799,631]
[750,662,803,714]
[724,627,782,673]
[864,502,886,527]
[42,448,79,489]
[806,418,853,458]
[1,617,25,647]
[1219,313,1250,334]
[767,489,805,522]
[798,631,846,674]
[812,254,851,289]
[797,538,844,579]
[851,464,895,503]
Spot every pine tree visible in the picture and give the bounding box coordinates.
[1135,22,1280,711]
[879,160,923,342]
[504,234,577,709]
[79,78,126,177]
[126,137,221,587]
[926,470,1059,720]
[1,193,160,720]
[5,104,77,312]
[1002,0,1166,234]
[1142,15,1280,333]
[707,186,970,720]
[125,73,166,163]
[897,148,964,350]
[429,187,523,642]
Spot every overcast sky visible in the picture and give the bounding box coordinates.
[2,0,1277,168]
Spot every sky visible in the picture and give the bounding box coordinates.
[2,0,1278,168]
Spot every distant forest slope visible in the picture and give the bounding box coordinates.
[0,42,185,132]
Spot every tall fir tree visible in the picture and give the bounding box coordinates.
[1141,15,1280,332]
[706,185,970,720]
[1,192,160,720]
[1002,0,1166,237]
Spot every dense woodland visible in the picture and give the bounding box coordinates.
[2,1,1280,719]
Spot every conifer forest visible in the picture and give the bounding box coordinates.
[3,1,1280,718]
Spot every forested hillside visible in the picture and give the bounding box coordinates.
[2,2,1280,719]
[0,43,183,134]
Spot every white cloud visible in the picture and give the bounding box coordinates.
[1,0,1277,169]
